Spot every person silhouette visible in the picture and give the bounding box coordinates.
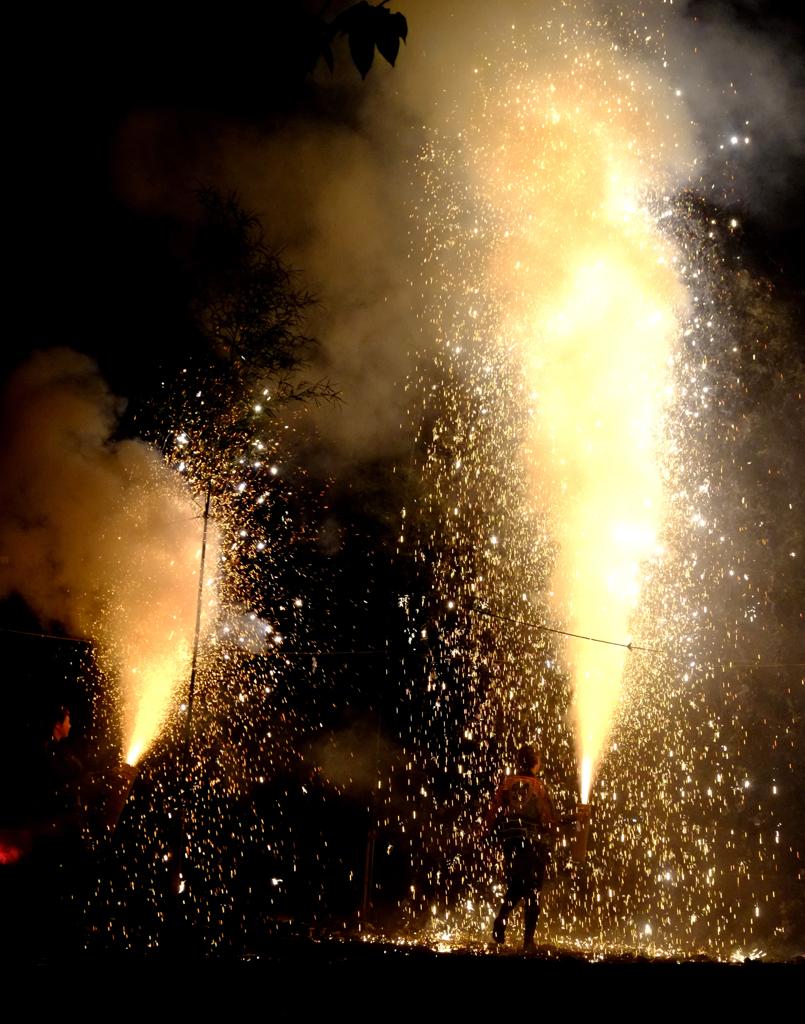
[481,744,589,951]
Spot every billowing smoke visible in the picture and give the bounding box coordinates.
[107,3,579,467]
[0,349,219,762]
[111,103,419,469]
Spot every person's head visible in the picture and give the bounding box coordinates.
[51,707,71,742]
[516,744,541,777]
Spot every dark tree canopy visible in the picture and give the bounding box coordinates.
[189,186,321,393]
[151,187,340,468]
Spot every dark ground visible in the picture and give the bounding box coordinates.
[23,936,805,965]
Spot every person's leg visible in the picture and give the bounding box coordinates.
[522,844,548,950]
[493,877,527,943]
[492,904,507,944]
[522,897,539,949]
[493,840,526,944]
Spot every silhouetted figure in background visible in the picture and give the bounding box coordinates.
[482,744,589,952]
[32,705,90,953]
[42,707,83,821]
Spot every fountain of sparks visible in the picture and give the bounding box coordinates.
[96,465,220,770]
[483,67,685,797]
[405,12,686,920]
[392,6,803,958]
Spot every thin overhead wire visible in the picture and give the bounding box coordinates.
[475,608,663,654]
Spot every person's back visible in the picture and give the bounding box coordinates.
[481,744,588,951]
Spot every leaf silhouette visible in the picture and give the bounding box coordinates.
[348,21,375,78]
[326,2,407,77]
[375,18,400,66]
[390,10,407,43]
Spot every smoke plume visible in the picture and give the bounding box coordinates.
[0,349,218,761]
[666,2,805,230]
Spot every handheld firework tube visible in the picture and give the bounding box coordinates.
[570,804,592,862]
[103,762,140,834]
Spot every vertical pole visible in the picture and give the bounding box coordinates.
[361,830,375,927]
[173,480,212,899]
[183,480,212,758]
[360,707,382,928]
